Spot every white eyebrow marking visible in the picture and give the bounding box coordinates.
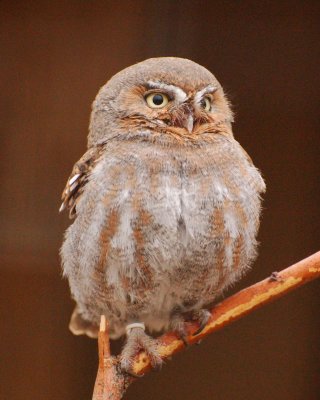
[147,80,187,103]
[194,84,218,104]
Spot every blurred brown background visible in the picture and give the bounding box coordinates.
[1,1,319,399]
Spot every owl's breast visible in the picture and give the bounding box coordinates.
[63,138,264,332]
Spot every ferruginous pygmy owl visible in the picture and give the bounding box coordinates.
[60,57,265,372]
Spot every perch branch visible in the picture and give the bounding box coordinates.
[93,251,320,399]
[92,316,132,400]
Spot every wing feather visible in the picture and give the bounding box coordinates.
[59,146,104,218]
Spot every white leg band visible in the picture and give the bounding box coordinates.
[126,322,146,335]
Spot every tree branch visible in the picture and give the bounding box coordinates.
[92,251,320,399]
[92,316,133,400]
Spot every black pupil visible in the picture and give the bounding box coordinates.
[201,99,206,108]
[153,94,164,105]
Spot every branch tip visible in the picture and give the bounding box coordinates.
[100,315,107,333]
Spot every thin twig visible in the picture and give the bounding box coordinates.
[92,316,132,400]
[92,251,320,399]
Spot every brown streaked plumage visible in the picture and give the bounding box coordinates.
[60,57,265,372]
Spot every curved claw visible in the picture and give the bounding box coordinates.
[180,333,190,347]
[123,370,145,379]
[192,323,206,337]
[192,309,211,337]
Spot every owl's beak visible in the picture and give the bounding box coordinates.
[185,115,194,133]
[171,104,194,133]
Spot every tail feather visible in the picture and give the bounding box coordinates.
[69,307,99,339]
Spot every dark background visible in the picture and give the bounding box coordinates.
[1,1,319,399]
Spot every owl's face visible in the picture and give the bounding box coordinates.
[89,57,233,146]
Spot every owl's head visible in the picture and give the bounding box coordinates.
[88,57,233,146]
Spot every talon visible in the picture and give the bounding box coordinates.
[123,369,145,379]
[180,333,190,347]
[151,359,163,372]
[269,271,283,282]
[192,322,207,336]
[192,309,211,336]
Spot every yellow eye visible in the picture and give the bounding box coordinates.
[145,93,169,108]
[200,96,211,112]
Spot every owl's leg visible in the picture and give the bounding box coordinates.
[120,323,162,375]
[191,308,211,336]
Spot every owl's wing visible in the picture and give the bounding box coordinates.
[59,145,104,218]
[238,144,266,194]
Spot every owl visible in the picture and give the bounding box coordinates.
[60,57,265,373]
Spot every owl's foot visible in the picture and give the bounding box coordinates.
[120,323,162,376]
[192,309,211,336]
[169,313,189,346]
[170,308,211,343]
